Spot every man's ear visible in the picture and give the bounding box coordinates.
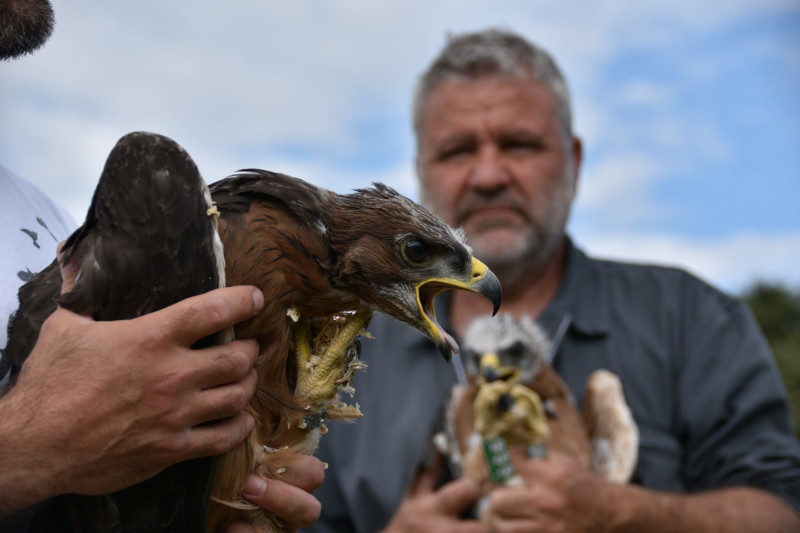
[571,135,583,189]
[414,154,429,208]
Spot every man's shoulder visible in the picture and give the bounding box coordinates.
[588,252,695,279]
[589,253,724,291]
[583,252,741,313]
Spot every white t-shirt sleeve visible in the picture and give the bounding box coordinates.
[0,164,78,359]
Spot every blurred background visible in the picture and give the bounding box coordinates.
[2,0,798,430]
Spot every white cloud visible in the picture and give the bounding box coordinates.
[575,230,800,293]
[2,0,797,295]
[575,152,668,226]
[617,80,673,107]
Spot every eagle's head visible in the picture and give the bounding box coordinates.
[328,183,502,360]
[462,314,551,383]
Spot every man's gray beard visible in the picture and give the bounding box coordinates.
[469,224,565,287]
[483,165,576,287]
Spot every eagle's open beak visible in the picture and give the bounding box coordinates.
[416,257,503,361]
[479,351,517,382]
[480,351,503,382]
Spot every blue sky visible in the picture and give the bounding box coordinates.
[2,0,798,293]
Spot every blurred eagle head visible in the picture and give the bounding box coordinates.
[463,314,551,384]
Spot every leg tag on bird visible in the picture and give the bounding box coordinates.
[299,413,323,430]
[483,436,517,484]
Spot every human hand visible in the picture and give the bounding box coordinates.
[225,454,326,533]
[486,448,615,532]
[383,463,487,533]
[0,283,264,512]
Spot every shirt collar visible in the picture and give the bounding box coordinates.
[417,236,610,353]
[540,237,609,338]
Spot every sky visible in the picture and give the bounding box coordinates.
[2,0,799,294]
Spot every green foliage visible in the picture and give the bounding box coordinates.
[741,281,800,438]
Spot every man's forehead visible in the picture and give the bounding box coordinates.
[426,76,557,109]
[421,78,560,141]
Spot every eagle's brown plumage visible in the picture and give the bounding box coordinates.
[206,170,502,531]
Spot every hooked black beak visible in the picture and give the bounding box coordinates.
[471,267,502,317]
[416,258,503,362]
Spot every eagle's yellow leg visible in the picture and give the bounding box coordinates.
[293,309,373,420]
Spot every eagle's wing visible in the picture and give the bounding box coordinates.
[584,369,639,483]
[528,363,593,469]
[5,131,225,532]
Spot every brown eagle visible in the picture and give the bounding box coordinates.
[205,170,501,531]
[437,314,638,516]
[4,134,502,532]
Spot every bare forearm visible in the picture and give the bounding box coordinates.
[610,484,800,533]
[497,451,800,531]
[0,391,66,516]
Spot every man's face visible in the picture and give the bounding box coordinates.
[417,77,581,273]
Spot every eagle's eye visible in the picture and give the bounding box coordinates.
[403,238,432,265]
[506,341,526,361]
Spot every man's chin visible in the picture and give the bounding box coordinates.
[468,231,532,264]
[468,227,565,274]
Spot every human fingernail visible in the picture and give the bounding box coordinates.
[252,289,264,310]
[243,475,267,497]
[245,414,255,433]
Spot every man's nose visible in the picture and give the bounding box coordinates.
[468,146,511,190]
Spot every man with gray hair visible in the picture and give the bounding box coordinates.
[311,28,800,532]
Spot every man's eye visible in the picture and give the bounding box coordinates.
[437,145,473,161]
[502,139,544,153]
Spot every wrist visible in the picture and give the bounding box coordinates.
[586,479,642,533]
[0,388,69,514]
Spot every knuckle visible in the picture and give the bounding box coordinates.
[207,430,235,455]
[205,297,230,326]
[38,313,59,335]
[214,352,238,377]
[158,430,192,460]
[183,294,230,332]
[224,386,249,412]
[216,349,250,378]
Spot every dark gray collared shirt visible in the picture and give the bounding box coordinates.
[311,240,800,532]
